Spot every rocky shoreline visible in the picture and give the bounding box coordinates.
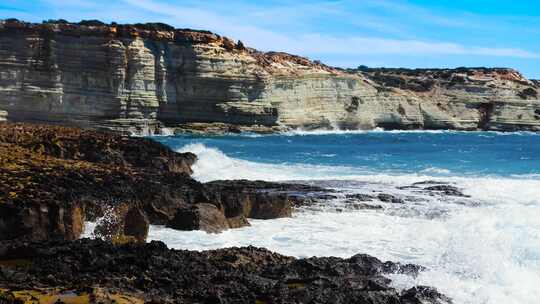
[0,122,333,241]
[0,122,453,303]
[0,239,450,304]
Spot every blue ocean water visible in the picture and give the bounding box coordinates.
[154,130,540,177]
[138,130,540,304]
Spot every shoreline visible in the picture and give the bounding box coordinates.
[0,121,452,303]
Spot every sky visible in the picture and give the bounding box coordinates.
[1,0,539,79]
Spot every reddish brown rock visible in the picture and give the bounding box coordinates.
[167,203,230,233]
[123,208,150,242]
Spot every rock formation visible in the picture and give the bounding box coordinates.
[0,122,326,241]
[0,239,451,304]
[1,19,539,134]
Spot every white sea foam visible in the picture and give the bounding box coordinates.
[75,141,540,303]
[176,143,540,203]
[159,143,540,303]
[282,127,452,136]
[280,128,540,137]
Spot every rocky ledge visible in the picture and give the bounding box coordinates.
[0,123,453,303]
[0,239,450,304]
[1,19,539,134]
[0,122,328,241]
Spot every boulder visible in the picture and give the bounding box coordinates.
[423,185,468,197]
[377,193,405,204]
[167,203,230,233]
[93,205,149,243]
[203,180,327,220]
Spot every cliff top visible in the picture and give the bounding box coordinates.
[1,19,535,82]
[0,18,335,74]
[345,65,536,93]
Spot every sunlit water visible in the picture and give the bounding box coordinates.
[90,130,540,304]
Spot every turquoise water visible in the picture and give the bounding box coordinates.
[154,130,540,177]
[143,130,540,304]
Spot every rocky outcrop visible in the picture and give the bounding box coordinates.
[0,122,323,240]
[0,122,194,241]
[0,239,451,303]
[1,19,539,133]
[167,203,231,233]
[353,67,540,131]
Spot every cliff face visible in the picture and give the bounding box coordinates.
[1,20,539,133]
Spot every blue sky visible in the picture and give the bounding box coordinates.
[2,0,540,78]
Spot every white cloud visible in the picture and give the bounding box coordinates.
[14,0,539,61]
[117,0,540,59]
[291,35,540,58]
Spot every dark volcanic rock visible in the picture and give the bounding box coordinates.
[0,239,451,304]
[0,123,195,241]
[346,193,377,201]
[377,193,405,204]
[123,207,150,242]
[203,180,329,219]
[412,181,449,186]
[0,123,196,174]
[0,123,334,241]
[167,203,230,233]
[423,185,469,197]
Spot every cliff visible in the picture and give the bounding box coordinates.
[1,19,539,133]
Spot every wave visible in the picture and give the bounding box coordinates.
[274,127,540,136]
[177,143,540,205]
[151,142,540,303]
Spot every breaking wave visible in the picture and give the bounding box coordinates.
[163,135,540,304]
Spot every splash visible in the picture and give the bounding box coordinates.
[147,133,540,303]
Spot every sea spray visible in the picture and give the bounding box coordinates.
[147,131,540,304]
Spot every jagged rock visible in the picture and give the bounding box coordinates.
[377,193,405,204]
[0,20,539,134]
[346,193,376,201]
[167,203,231,233]
[0,239,451,304]
[345,202,384,210]
[94,204,149,243]
[401,286,452,304]
[204,180,328,219]
[412,181,450,186]
[0,201,84,241]
[0,123,334,240]
[423,185,468,197]
[123,208,149,242]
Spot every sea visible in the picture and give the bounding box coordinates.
[130,130,540,303]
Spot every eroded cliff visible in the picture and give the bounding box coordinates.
[1,19,539,133]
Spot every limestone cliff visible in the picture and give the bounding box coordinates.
[1,19,539,133]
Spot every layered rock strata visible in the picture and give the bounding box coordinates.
[1,19,539,133]
[0,122,325,241]
[0,239,451,304]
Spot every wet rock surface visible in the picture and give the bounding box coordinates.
[0,239,451,304]
[294,179,473,216]
[0,123,334,241]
